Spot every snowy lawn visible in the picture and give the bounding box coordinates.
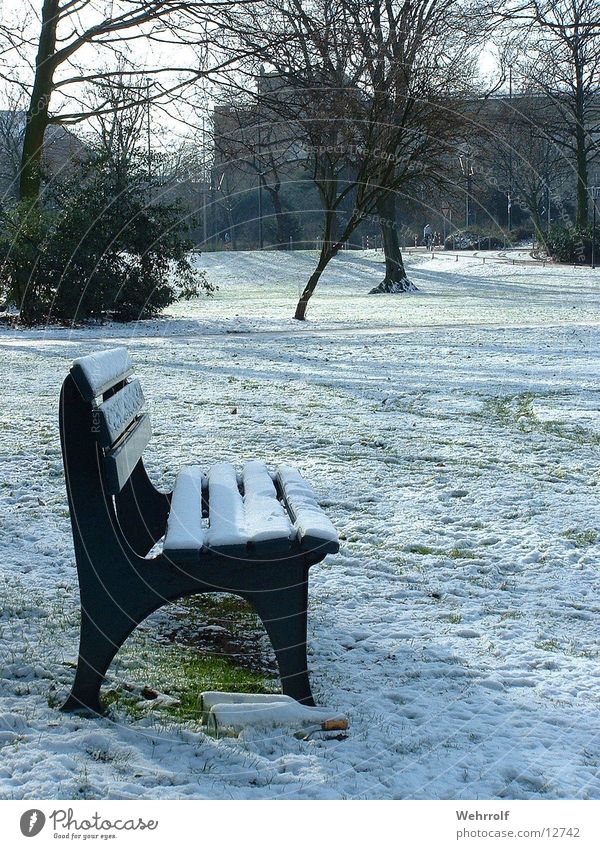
[0,249,599,799]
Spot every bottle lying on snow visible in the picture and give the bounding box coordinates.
[199,692,348,739]
[199,691,294,716]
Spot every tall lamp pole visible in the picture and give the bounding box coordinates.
[592,184,598,270]
[441,205,450,243]
[257,119,264,249]
[508,65,513,234]
[145,77,152,185]
[258,173,263,250]
[459,152,474,229]
[202,114,207,246]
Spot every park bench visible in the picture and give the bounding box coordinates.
[59,347,339,714]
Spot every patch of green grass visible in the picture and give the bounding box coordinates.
[448,613,462,624]
[106,646,276,724]
[535,639,559,653]
[535,638,596,658]
[484,397,511,421]
[104,593,279,725]
[562,529,598,548]
[164,653,273,721]
[407,544,481,561]
[407,544,435,556]
[483,392,600,446]
[103,689,146,720]
[448,548,476,560]
[182,593,252,619]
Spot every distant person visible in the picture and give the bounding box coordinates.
[423,223,433,248]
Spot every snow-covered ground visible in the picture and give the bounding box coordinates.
[0,249,599,800]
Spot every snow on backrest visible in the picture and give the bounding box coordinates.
[96,378,145,447]
[71,347,133,401]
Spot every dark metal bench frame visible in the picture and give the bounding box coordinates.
[59,358,337,715]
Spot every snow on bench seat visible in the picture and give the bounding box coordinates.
[162,461,337,558]
[205,461,294,555]
[71,347,133,401]
[163,466,205,554]
[277,465,339,553]
[205,462,248,552]
[242,461,294,544]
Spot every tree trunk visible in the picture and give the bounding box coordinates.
[294,245,336,320]
[529,206,548,251]
[263,183,288,249]
[19,0,60,204]
[294,203,340,319]
[225,205,236,250]
[369,194,416,293]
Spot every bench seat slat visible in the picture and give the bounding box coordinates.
[96,379,145,448]
[163,466,205,553]
[242,461,294,545]
[103,413,152,495]
[206,462,248,552]
[71,347,133,401]
[277,465,339,554]
[161,462,338,559]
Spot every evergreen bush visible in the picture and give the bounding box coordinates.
[0,163,214,325]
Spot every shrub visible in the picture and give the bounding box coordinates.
[509,225,534,244]
[444,228,504,251]
[0,164,214,325]
[545,225,600,264]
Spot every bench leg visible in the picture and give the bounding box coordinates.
[61,604,143,715]
[249,576,315,706]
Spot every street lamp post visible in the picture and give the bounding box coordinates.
[459,152,474,229]
[257,119,264,250]
[202,115,208,247]
[592,184,598,270]
[441,205,451,243]
[145,77,152,185]
[258,172,263,250]
[508,65,513,233]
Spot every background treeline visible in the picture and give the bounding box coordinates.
[0,0,598,323]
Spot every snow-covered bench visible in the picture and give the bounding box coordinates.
[59,347,339,715]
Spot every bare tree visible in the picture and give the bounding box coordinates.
[0,82,85,205]
[352,0,479,294]
[86,65,149,193]
[0,87,26,202]
[0,0,260,204]
[213,91,301,248]
[493,0,600,228]
[480,93,568,245]
[231,0,476,318]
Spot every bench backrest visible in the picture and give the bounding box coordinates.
[69,347,151,495]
